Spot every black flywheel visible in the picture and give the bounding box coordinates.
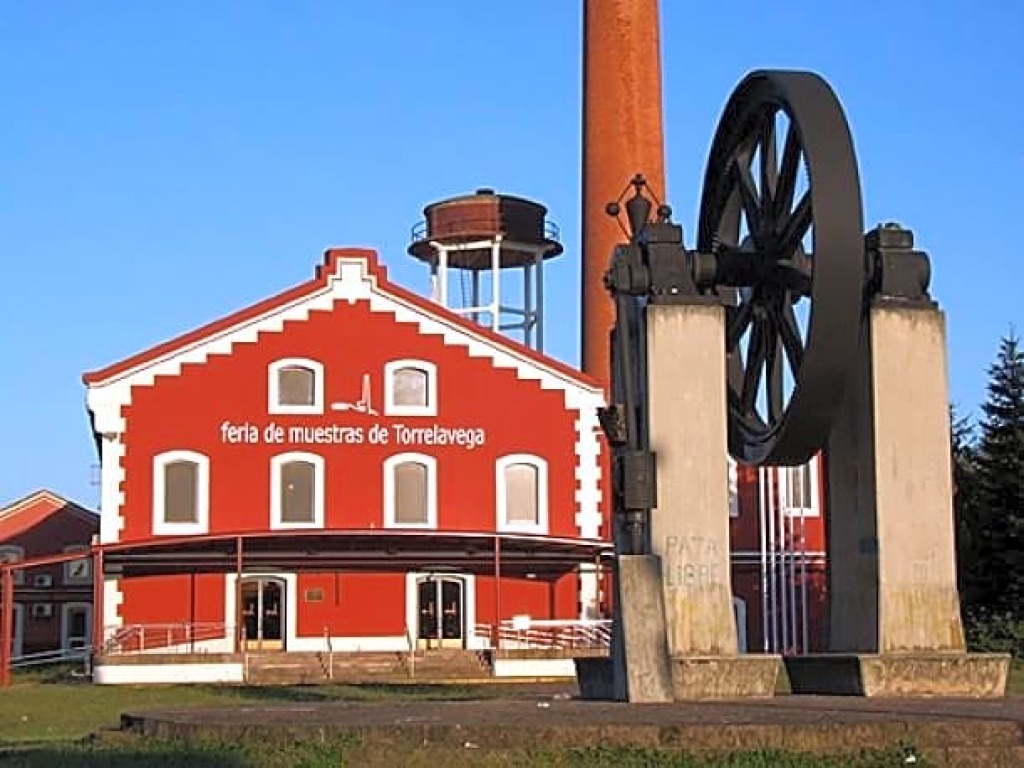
[697,70,865,466]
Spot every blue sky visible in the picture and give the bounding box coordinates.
[2,1,1021,507]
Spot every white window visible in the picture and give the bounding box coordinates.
[496,454,548,534]
[778,455,820,517]
[384,453,437,528]
[270,452,325,529]
[384,360,437,416]
[268,358,324,415]
[728,456,739,518]
[0,546,25,586]
[152,451,210,535]
[62,546,91,585]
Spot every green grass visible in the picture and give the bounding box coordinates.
[1009,657,1024,692]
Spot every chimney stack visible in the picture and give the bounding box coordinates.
[581,0,667,389]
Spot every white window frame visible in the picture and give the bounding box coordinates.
[0,546,25,586]
[270,452,325,529]
[268,358,325,415]
[383,453,437,529]
[383,359,437,417]
[152,450,210,536]
[496,454,549,535]
[778,455,821,517]
[728,456,740,518]
[62,545,91,585]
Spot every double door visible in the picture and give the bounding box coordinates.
[417,577,464,648]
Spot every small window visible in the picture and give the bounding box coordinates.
[0,546,24,586]
[268,358,324,414]
[384,453,437,528]
[63,546,91,585]
[153,451,210,535]
[779,456,820,517]
[496,454,548,534]
[384,360,437,416]
[271,452,324,529]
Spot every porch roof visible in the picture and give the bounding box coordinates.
[101,529,613,580]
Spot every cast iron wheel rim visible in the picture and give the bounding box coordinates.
[697,70,865,466]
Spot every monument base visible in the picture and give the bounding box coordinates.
[671,655,781,700]
[785,653,1011,697]
[574,657,615,701]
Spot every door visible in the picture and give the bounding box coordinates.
[417,576,464,648]
[62,603,91,650]
[241,578,285,650]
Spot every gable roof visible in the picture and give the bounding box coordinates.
[83,248,602,392]
[0,490,99,543]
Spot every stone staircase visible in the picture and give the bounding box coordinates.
[244,649,492,685]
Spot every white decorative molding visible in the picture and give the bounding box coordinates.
[267,357,325,415]
[152,450,210,536]
[383,359,438,417]
[269,452,326,530]
[383,453,437,529]
[495,454,549,535]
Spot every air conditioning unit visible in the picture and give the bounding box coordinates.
[31,603,53,619]
[32,574,53,588]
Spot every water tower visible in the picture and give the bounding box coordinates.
[408,189,563,351]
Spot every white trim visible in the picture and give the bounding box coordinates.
[12,604,23,657]
[94,662,243,685]
[152,450,210,536]
[383,359,437,417]
[493,657,577,678]
[62,545,91,585]
[778,456,821,518]
[0,546,25,585]
[98,431,126,543]
[383,453,437,529]
[61,602,92,651]
[268,357,324,415]
[496,454,549,535]
[270,452,326,529]
[404,572,481,650]
[728,456,740,518]
[103,578,124,635]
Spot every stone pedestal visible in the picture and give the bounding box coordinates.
[789,301,1011,696]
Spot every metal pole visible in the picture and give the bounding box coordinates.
[189,571,196,653]
[493,536,502,650]
[535,249,544,352]
[1,568,12,687]
[490,235,503,331]
[235,536,243,654]
[778,468,789,654]
[766,468,778,652]
[758,467,769,653]
[524,262,533,347]
[92,548,104,655]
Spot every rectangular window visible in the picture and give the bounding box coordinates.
[164,460,199,523]
[279,366,316,406]
[504,464,539,525]
[281,461,316,524]
[395,461,428,524]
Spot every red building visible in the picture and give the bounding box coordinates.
[0,491,98,659]
[83,243,609,681]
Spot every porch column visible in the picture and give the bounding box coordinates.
[91,548,104,654]
[492,536,502,650]
[234,536,243,653]
[1,568,12,687]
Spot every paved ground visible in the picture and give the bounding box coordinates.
[121,683,1024,761]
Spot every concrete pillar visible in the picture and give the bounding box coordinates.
[581,0,667,389]
[787,300,1009,696]
[646,303,737,655]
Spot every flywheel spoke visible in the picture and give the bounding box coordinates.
[778,191,812,256]
[774,123,801,222]
[741,316,767,411]
[733,161,763,241]
[778,300,805,375]
[759,110,777,213]
[727,300,755,351]
[766,333,784,425]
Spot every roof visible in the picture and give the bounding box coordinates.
[0,490,99,543]
[83,248,602,392]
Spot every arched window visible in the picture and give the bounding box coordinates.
[268,358,324,414]
[271,452,325,528]
[496,454,548,534]
[384,453,437,528]
[0,546,25,586]
[153,450,210,535]
[384,360,437,416]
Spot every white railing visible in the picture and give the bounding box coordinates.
[103,622,234,655]
[474,619,612,650]
[404,625,417,678]
[323,626,334,680]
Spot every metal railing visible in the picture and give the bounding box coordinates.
[103,622,233,654]
[474,619,612,650]
[11,645,91,670]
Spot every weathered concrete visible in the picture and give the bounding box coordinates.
[786,653,1012,698]
[816,301,1010,696]
[646,303,737,659]
[671,655,781,700]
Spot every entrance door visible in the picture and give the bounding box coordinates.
[62,603,91,650]
[417,576,464,648]
[241,578,285,650]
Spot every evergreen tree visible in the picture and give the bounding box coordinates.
[951,406,983,607]
[974,330,1024,614]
